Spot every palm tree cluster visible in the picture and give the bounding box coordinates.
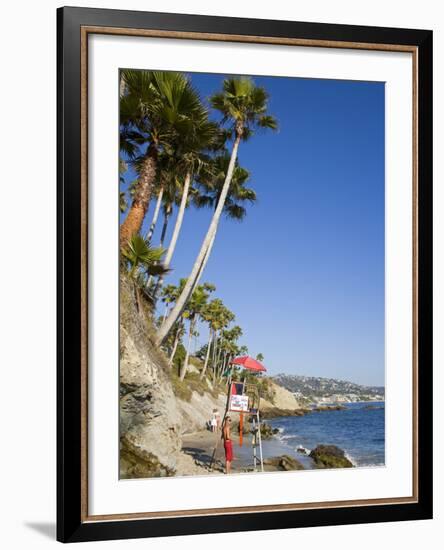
[159,281,242,382]
[120,70,277,381]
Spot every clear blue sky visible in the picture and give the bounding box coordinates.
[121,72,385,386]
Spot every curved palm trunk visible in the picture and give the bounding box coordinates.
[192,231,216,293]
[200,329,213,380]
[215,346,223,379]
[161,302,170,327]
[168,329,180,368]
[180,317,195,381]
[145,204,171,292]
[219,352,228,382]
[156,134,241,345]
[159,204,172,247]
[145,185,164,242]
[164,172,191,267]
[155,172,192,298]
[120,144,157,248]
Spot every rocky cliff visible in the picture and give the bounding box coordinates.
[260,381,307,418]
[119,271,225,478]
[119,272,185,478]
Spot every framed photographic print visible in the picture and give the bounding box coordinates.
[57,6,433,543]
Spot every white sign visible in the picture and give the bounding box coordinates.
[230,394,249,412]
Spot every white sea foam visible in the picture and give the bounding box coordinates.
[344,452,358,467]
[295,445,310,455]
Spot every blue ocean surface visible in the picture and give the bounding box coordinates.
[269,402,385,467]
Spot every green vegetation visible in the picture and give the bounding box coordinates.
[120,70,278,390]
[169,368,222,402]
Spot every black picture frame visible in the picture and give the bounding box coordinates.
[57,6,433,543]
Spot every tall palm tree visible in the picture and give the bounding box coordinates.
[119,70,204,247]
[217,325,243,381]
[199,298,223,380]
[157,77,277,345]
[207,301,235,385]
[144,172,184,291]
[179,282,215,381]
[153,118,219,299]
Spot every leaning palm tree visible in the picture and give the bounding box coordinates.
[161,120,218,269]
[179,282,215,381]
[158,280,185,366]
[156,77,277,345]
[119,70,204,247]
[152,116,219,300]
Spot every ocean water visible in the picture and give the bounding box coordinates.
[269,402,385,467]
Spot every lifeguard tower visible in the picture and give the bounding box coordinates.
[210,356,267,472]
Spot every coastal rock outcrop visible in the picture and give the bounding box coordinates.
[312,405,346,412]
[309,445,354,469]
[120,272,183,478]
[260,381,308,418]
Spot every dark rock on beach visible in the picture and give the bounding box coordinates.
[309,445,354,469]
[264,455,305,471]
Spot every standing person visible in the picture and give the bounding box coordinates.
[215,410,221,432]
[223,416,233,474]
[210,410,217,433]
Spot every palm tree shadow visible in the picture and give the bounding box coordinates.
[24,522,56,540]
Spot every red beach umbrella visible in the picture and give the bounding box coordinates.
[231,356,267,372]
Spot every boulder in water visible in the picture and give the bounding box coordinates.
[309,445,354,469]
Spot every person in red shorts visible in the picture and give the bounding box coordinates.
[223,416,233,474]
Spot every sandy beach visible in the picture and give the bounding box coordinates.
[181,428,313,474]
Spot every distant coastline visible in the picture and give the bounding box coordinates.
[273,373,384,407]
